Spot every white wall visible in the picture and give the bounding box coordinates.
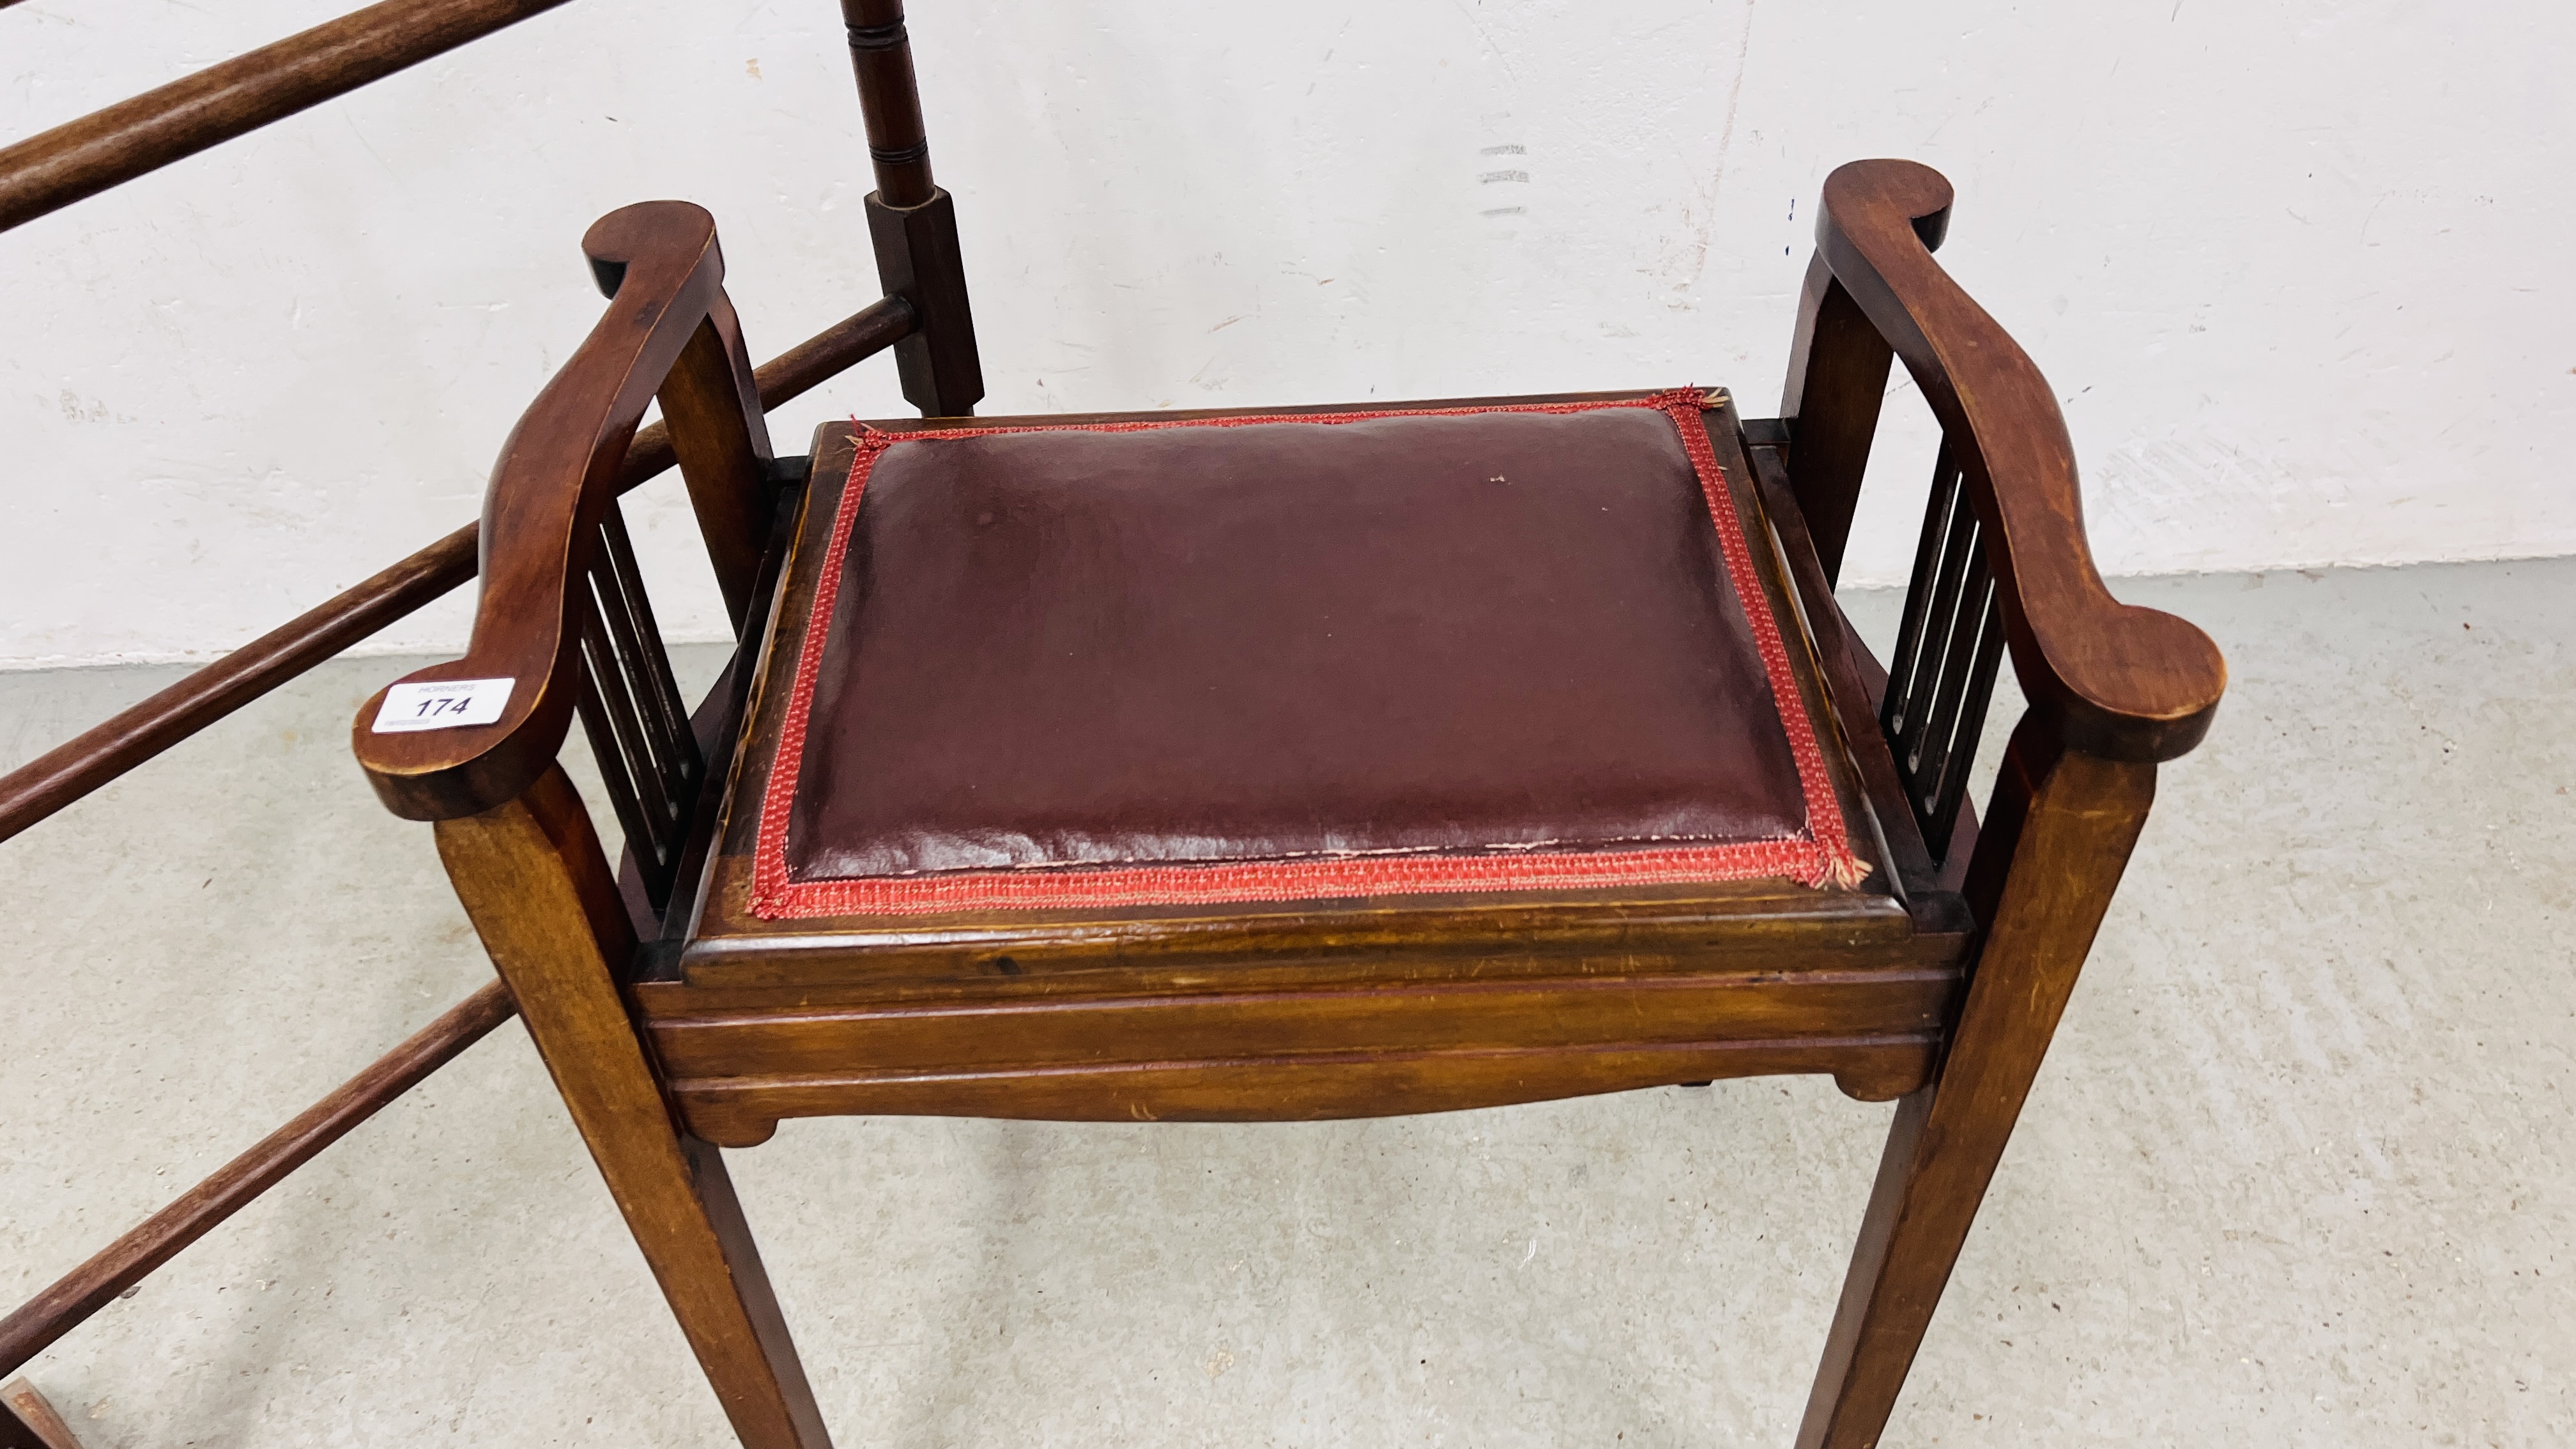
[4,1,2569,666]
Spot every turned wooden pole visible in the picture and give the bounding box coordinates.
[0,0,579,234]
[836,0,984,416]
[839,0,935,207]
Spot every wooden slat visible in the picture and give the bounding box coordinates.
[1923,589,2007,851]
[574,610,669,889]
[584,523,672,808]
[1875,440,2011,862]
[592,506,698,808]
[578,596,680,859]
[1891,484,1979,783]
[1881,443,1958,744]
[1911,531,1993,810]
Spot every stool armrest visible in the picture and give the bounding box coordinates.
[352,201,739,819]
[1805,160,2225,763]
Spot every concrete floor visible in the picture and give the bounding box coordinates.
[1,559,2569,1447]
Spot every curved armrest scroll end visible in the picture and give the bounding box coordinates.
[350,666,576,822]
[2037,604,2228,765]
[582,201,722,296]
[1818,159,1954,258]
[1811,155,2229,767]
[353,199,739,825]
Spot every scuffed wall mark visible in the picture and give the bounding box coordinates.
[1710,1,1757,203]
[341,112,397,180]
[57,389,132,424]
[1919,96,1993,147]
[1447,0,1518,82]
[1306,20,1353,98]
[1659,2,1756,297]
[2087,431,2376,575]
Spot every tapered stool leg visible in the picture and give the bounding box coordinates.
[438,765,831,1449]
[1798,719,2156,1449]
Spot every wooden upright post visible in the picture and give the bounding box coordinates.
[1779,254,1896,588]
[657,296,778,633]
[839,0,984,417]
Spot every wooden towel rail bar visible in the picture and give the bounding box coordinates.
[0,291,912,1400]
[0,293,914,845]
[2,1,954,1431]
[0,982,519,1383]
[0,0,580,233]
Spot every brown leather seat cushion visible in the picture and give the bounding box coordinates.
[748,391,1855,917]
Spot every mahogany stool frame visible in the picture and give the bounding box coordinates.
[338,10,2227,1448]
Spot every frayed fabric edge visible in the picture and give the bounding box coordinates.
[750,833,1865,919]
